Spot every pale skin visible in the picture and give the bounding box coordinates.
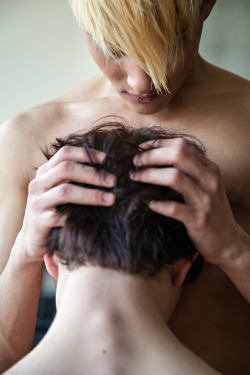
[3,261,221,375]
[0,0,249,373]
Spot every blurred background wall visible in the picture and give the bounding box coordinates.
[0,0,250,125]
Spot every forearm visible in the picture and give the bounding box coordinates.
[0,233,44,373]
[216,229,250,303]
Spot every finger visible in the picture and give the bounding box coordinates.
[40,183,116,209]
[134,138,215,183]
[37,146,106,177]
[41,209,67,229]
[148,200,195,227]
[39,161,116,191]
[130,167,205,206]
[139,137,204,153]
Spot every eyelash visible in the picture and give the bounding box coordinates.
[109,47,125,59]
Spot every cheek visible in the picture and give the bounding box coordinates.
[170,19,203,72]
[84,33,107,71]
[92,54,124,84]
[87,44,107,70]
[87,43,122,81]
[167,30,201,78]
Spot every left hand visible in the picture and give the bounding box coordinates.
[130,137,244,266]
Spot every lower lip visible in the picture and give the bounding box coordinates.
[126,92,159,103]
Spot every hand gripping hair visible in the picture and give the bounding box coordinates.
[45,121,204,281]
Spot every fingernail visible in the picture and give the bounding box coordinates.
[148,201,157,210]
[129,171,138,180]
[102,192,115,203]
[133,155,141,166]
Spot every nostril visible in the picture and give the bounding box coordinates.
[127,74,152,96]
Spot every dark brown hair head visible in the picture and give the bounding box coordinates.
[45,122,204,280]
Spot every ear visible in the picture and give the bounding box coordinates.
[203,0,217,21]
[44,252,59,279]
[171,258,192,287]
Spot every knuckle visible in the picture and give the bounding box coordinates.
[28,179,38,194]
[36,164,45,177]
[57,183,70,200]
[169,168,182,185]
[150,149,162,164]
[28,195,44,216]
[82,165,99,184]
[46,210,60,227]
[175,137,187,148]
[86,188,104,204]
[148,139,162,148]
[99,170,111,184]
[173,139,188,161]
[167,202,178,216]
[59,160,72,175]
[59,145,72,158]
[88,165,98,178]
[207,158,220,175]
[208,175,220,193]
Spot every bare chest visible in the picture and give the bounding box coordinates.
[169,265,250,374]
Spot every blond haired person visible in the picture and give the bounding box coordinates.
[0,0,249,373]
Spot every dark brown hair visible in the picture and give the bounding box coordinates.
[45,122,204,280]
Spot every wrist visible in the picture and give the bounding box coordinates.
[216,228,250,275]
[1,232,44,298]
[11,231,45,269]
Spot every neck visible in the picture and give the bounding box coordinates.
[55,265,179,326]
[39,266,182,374]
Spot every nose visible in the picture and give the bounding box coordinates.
[125,59,152,95]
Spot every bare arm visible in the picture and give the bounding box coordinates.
[0,117,116,372]
[0,118,43,372]
[0,120,29,273]
[0,240,44,373]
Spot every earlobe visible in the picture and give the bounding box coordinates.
[171,258,192,287]
[44,252,59,279]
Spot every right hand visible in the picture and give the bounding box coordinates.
[19,145,116,261]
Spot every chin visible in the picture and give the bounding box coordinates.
[125,99,168,116]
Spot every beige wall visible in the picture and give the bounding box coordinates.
[0,0,249,124]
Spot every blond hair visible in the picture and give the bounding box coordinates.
[70,0,204,93]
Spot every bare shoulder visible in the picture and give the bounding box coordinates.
[204,60,250,109]
[0,73,120,174]
[193,60,250,148]
[212,64,249,146]
[0,105,58,178]
[54,73,114,103]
